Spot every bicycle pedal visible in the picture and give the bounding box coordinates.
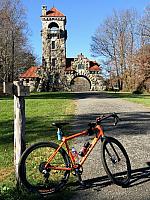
[43,172,50,179]
[77,169,83,175]
[79,181,91,189]
[72,171,77,176]
[72,170,82,176]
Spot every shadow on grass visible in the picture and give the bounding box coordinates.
[1,91,149,101]
[0,186,76,200]
[0,92,75,101]
[0,114,74,145]
[25,92,75,100]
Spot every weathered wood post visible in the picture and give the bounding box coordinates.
[3,81,29,184]
[13,81,30,183]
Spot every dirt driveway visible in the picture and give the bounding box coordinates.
[66,92,150,200]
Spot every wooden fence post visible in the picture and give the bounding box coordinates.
[14,94,26,183]
[3,81,29,185]
[13,81,30,184]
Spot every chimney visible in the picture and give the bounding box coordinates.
[42,5,47,16]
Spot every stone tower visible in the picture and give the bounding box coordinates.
[41,6,67,88]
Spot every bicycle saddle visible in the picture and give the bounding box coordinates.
[52,122,69,128]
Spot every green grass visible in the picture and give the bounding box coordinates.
[106,92,150,107]
[0,92,75,199]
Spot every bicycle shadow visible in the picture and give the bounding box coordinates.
[68,166,150,191]
[68,174,112,191]
[129,166,150,187]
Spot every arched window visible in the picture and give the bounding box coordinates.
[48,22,59,33]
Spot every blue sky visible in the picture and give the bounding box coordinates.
[22,0,150,64]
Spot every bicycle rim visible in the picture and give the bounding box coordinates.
[19,142,70,195]
[102,137,131,186]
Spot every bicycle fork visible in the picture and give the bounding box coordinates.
[104,139,120,163]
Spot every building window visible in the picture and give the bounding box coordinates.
[52,58,56,67]
[52,41,55,49]
[90,71,95,74]
[78,64,84,70]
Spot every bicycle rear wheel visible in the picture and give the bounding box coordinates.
[102,136,131,186]
[19,142,70,195]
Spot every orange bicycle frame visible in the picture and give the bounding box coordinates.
[45,124,104,171]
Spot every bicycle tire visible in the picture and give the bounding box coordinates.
[18,142,71,195]
[101,136,131,186]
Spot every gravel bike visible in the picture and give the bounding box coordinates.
[18,113,131,195]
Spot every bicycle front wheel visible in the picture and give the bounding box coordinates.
[102,136,131,186]
[19,142,70,195]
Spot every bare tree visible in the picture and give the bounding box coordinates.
[0,0,37,83]
[90,9,140,90]
[140,4,150,43]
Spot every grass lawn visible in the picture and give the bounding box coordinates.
[0,92,76,199]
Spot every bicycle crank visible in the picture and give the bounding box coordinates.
[39,162,51,179]
[72,165,83,176]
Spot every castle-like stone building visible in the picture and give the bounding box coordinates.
[20,6,103,92]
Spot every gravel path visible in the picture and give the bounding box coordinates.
[66,92,150,200]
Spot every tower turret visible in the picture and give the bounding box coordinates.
[41,6,67,75]
[42,5,47,16]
